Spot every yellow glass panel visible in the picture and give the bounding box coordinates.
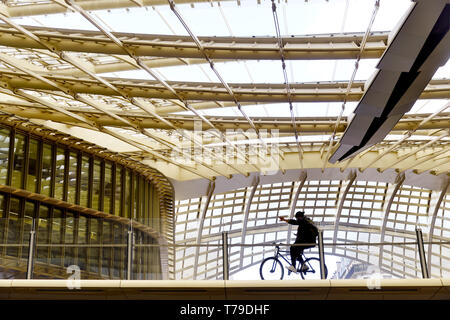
[40,144,52,197]
[11,134,25,189]
[0,128,10,185]
[54,148,65,200]
[26,139,38,192]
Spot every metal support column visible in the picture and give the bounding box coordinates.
[239,176,259,268]
[416,227,430,279]
[222,231,229,280]
[127,224,134,280]
[287,171,307,245]
[318,230,326,280]
[379,173,405,267]
[193,180,215,280]
[26,218,36,280]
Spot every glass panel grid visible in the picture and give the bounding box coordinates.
[174,179,450,280]
[380,185,432,278]
[294,180,340,224]
[341,181,387,227]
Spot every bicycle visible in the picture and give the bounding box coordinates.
[259,243,328,280]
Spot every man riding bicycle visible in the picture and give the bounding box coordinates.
[279,211,318,273]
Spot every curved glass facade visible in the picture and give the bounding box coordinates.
[0,126,161,227]
[0,124,165,280]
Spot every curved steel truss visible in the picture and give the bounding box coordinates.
[0,24,389,60]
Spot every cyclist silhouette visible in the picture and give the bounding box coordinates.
[279,211,318,273]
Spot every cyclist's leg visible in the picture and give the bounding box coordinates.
[299,244,316,271]
[290,245,301,268]
[297,247,305,265]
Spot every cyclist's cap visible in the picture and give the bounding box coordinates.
[295,211,305,218]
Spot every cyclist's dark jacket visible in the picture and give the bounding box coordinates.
[287,217,316,244]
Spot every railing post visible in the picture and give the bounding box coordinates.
[127,224,134,280]
[26,218,36,280]
[222,231,229,280]
[416,227,430,279]
[318,230,326,279]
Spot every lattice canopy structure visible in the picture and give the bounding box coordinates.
[0,0,447,280]
[173,171,449,279]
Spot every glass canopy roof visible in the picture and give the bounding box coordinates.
[0,0,447,181]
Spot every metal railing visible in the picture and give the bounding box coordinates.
[0,222,448,281]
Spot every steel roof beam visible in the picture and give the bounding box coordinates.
[0,23,388,60]
[5,0,235,17]
[399,148,450,174]
[378,131,450,173]
[271,0,305,168]
[329,1,450,164]
[359,101,450,172]
[1,69,448,102]
[168,0,279,172]
[413,154,450,175]
[146,146,450,180]
[0,40,210,167]
[54,57,217,76]
[59,0,256,175]
[322,0,380,172]
[0,11,240,179]
[2,104,449,133]
[0,97,214,180]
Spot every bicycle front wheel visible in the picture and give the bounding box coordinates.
[300,258,328,280]
[260,257,284,280]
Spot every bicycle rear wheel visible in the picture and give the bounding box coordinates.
[300,257,327,280]
[260,257,284,280]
